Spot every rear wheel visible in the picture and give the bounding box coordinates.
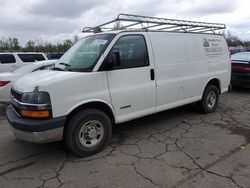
[64,109,112,157]
[197,85,219,113]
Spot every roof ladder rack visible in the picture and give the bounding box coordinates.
[82,13,226,34]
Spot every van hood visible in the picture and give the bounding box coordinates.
[12,70,85,93]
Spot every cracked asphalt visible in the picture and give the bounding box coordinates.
[0,88,250,188]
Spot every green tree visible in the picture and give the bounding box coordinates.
[62,39,73,52]
[225,31,243,47]
[25,40,36,51]
[12,38,20,50]
[43,42,55,53]
[0,38,10,50]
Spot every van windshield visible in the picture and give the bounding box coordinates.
[54,34,115,72]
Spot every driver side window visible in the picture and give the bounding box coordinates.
[110,35,149,69]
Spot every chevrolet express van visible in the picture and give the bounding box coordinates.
[6,14,231,156]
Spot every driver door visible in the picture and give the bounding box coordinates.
[106,34,156,123]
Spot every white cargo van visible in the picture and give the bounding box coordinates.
[0,52,47,73]
[6,14,231,156]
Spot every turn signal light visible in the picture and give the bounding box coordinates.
[0,81,10,87]
[20,110,50,118]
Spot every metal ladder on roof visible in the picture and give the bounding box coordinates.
[82,13,226,34]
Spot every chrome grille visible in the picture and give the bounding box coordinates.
[10,89,22,101]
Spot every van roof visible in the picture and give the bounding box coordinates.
[83,13,226,35]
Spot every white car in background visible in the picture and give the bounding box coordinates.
[0,52,48,73]
[0,60,56,102]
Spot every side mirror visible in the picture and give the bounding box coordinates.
[105,51,120,70]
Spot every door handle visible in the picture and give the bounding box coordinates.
[150,69,155,81]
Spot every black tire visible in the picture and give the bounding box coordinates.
[64,109,112,157]
[197,85,219,113]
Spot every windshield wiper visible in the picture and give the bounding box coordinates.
[58,62,72,71]
[52,67,66,71]
[59,62,71,67]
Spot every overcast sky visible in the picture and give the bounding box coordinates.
[0,0,249,45]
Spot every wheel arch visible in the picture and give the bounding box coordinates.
[204,77,221,94]
[65,100,116,125]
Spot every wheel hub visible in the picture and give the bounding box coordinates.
[207,91,216,108]
[79,120,104,148]
[85,127,97,139]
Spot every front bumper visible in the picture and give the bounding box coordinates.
[11,127,64,143]
[5,105,66,143]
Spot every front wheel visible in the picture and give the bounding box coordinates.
[197,85,219,113]
[64,109,112,157]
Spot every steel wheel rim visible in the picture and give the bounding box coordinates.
[207,91,216,108]
[79,120,104,148]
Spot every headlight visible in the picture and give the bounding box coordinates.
[22,92,51,104]
[11,91,52,119]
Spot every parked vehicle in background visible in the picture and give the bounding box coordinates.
[0,52,47,73]
[0,60,56,102]
[229,47,246,55]
[6,14,231,157]
[231,52,250,88]
[47,52,64,60]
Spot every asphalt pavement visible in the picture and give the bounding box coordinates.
[0,88,250,188]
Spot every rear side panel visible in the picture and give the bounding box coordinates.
[148,32,230,112]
